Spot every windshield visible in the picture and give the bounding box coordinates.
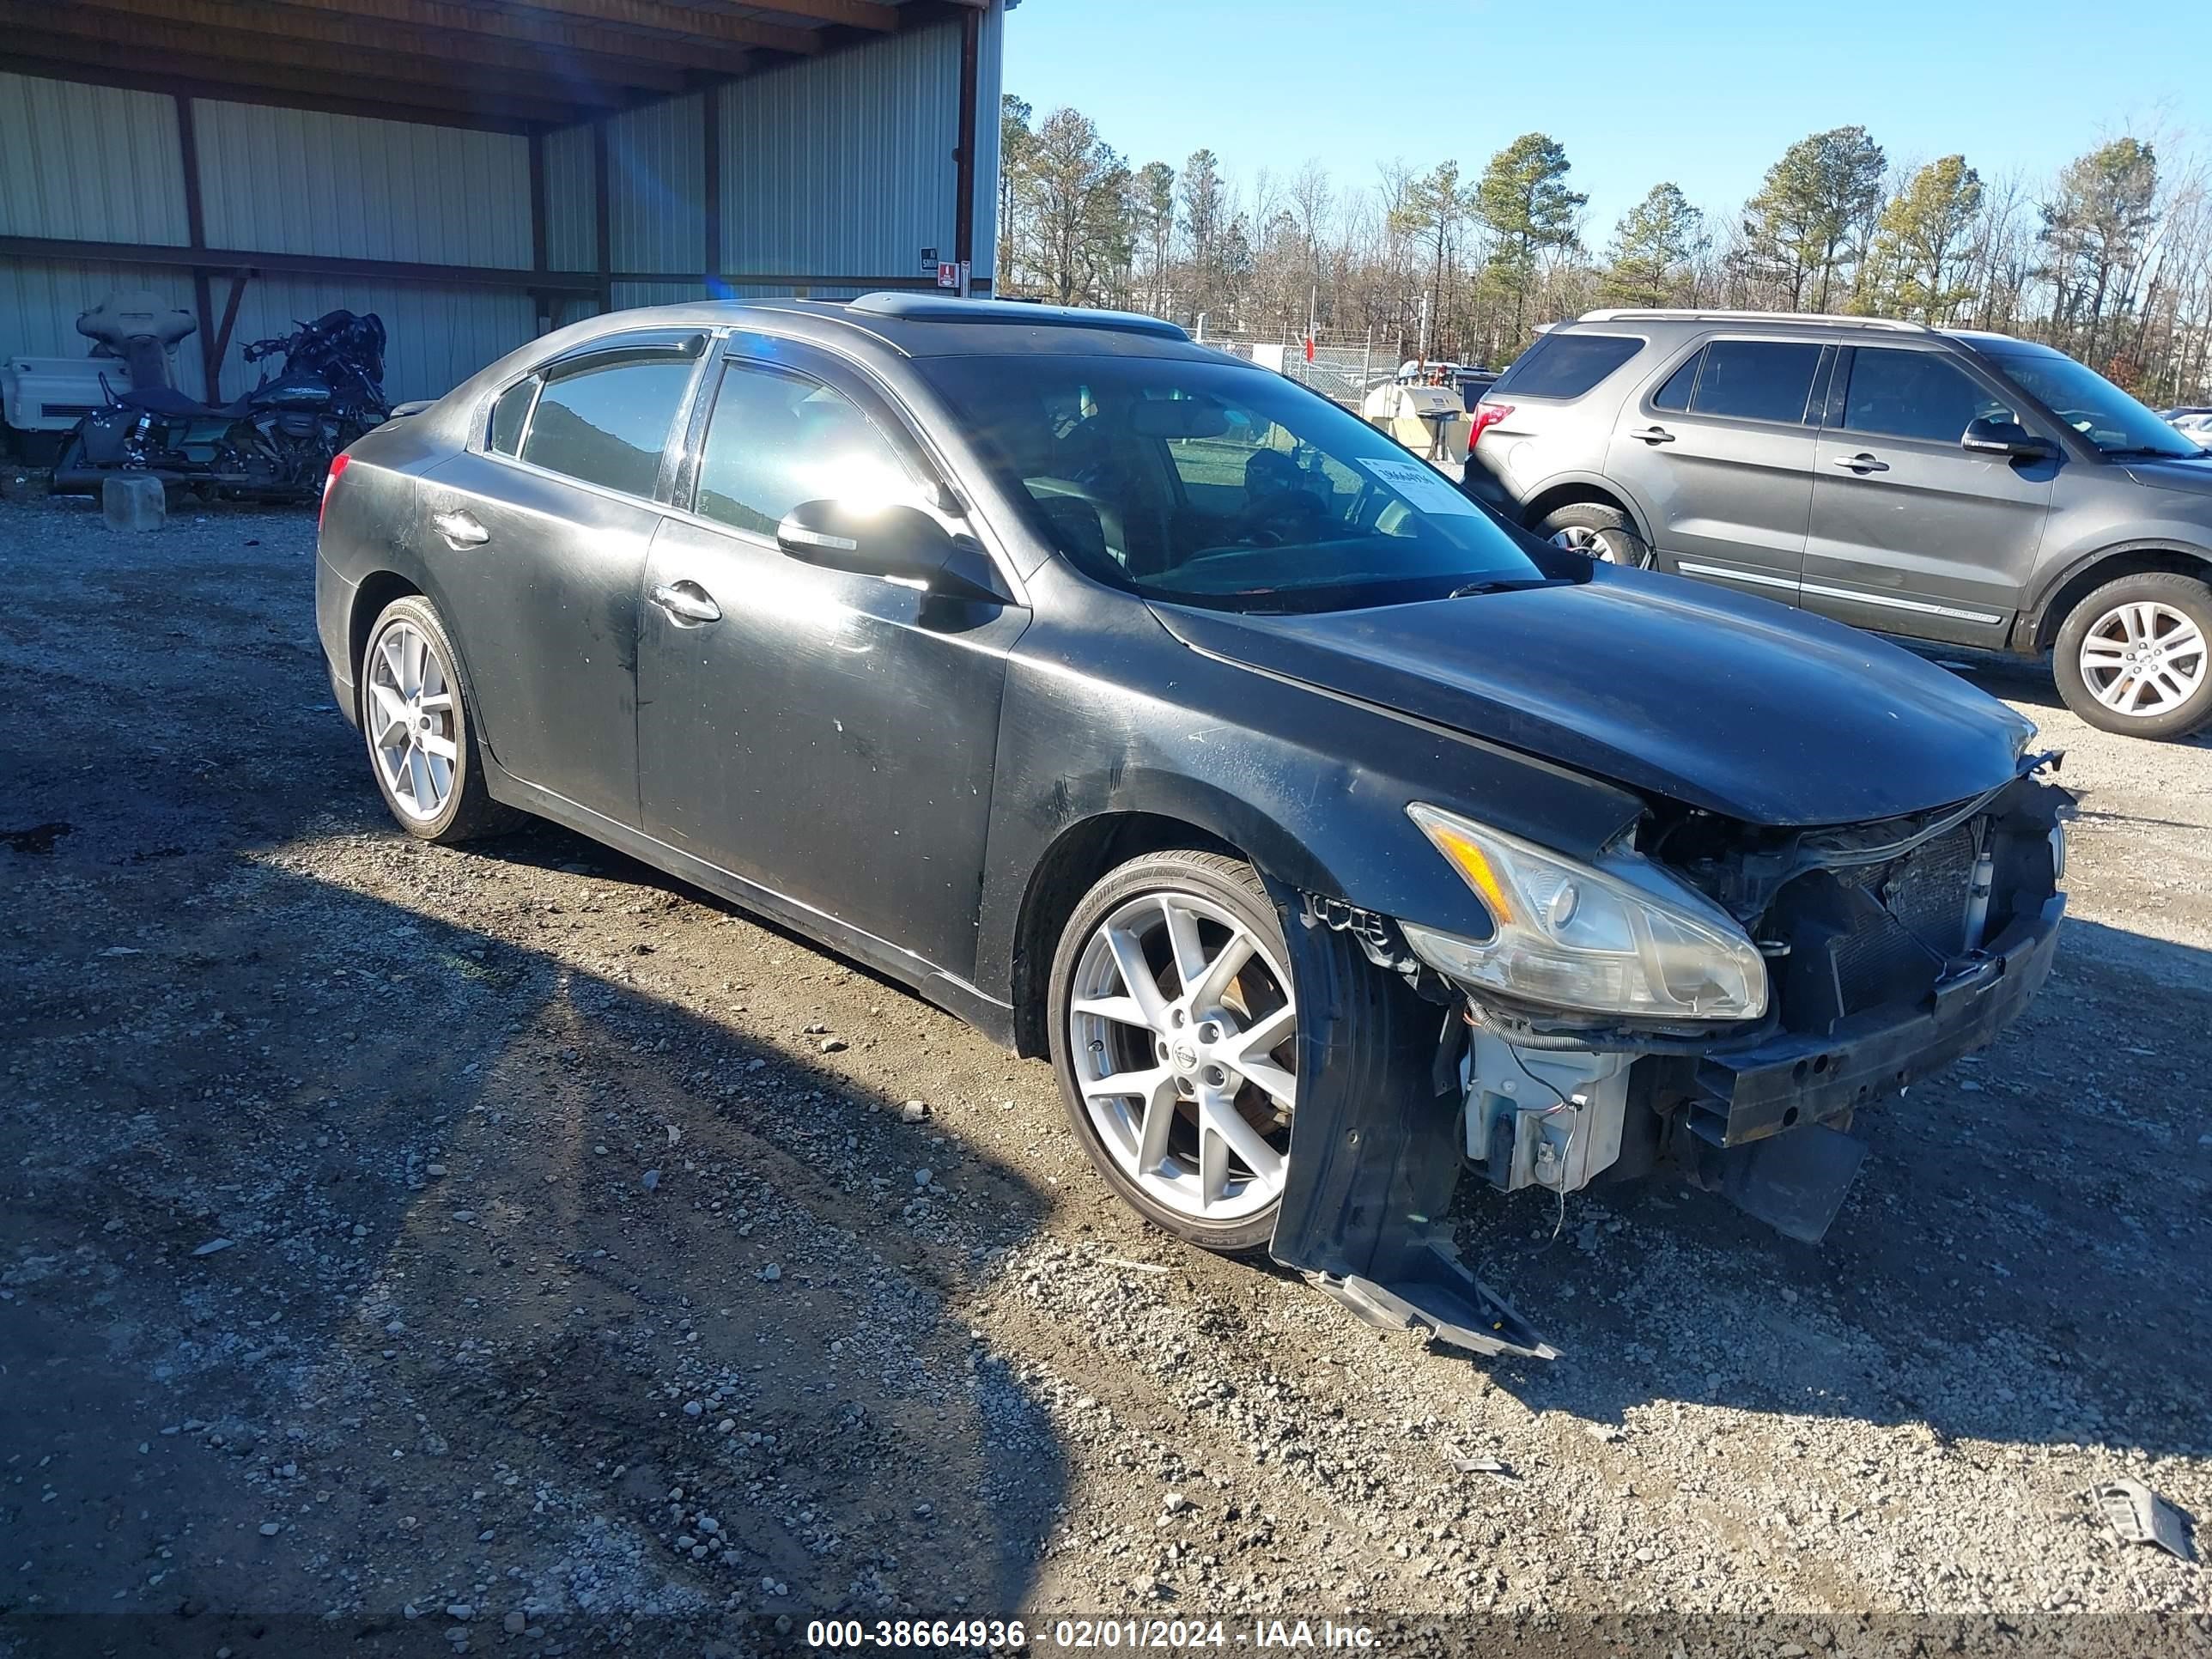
[1979,345,2207,459]
[918,355,1553,612]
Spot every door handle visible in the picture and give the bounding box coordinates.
[430,507,489,548]
[1832,453,1889,473]
[1631,425,1676,445]
[650,580,721,625]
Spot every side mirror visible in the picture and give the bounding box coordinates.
[1962,416,2054,459]
[775,499,1005,602]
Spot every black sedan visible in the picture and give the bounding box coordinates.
[316,295,2069,1357]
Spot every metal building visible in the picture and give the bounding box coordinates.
[0,0,1004,405]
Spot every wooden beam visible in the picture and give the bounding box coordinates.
[0,30,599,123]
[373,0,823,55]
[64,0,785,73]
[6,9,656,107]
[59,0,693,92]
[696,0,896,28]
[0,53,541,131]
[210,270,249,398]
[0,233,605,292]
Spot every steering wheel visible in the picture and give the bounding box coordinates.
[1235,489,1326,546]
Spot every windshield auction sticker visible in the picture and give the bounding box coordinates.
[1353,455,1480,516]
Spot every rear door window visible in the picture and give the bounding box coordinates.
[520,356,696,498]
[1839,347,2016,443]
[1492,332,1644,398]
[488,377,538,456]
[1649,349,1701,411]
[1689,340,1826,425]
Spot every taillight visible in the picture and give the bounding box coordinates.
[1468,402,1514,447]
[319,452,349,530]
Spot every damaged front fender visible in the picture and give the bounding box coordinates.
[1265,884,1557,1361]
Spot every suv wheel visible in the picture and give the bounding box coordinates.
[1048,850,1297,1254]
[2052,573,2212,739]
[1539,501,1651,568]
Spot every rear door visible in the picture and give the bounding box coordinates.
[1604,336,1831,601]
[1802,343,2054,648]
[425,329,708,825]
[635,338,1030,981]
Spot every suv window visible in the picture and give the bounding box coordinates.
[519,356,695,497]
[693,360,923,538]
[1690,340,1825,424]
[1492,332,1644,398]
[1841,348,2014,443]
[1650,350,1701,411]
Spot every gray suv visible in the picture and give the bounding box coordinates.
[1463,309,2212,739]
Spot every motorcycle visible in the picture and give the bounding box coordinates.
[52,296,389,503]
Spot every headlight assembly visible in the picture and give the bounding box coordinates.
[1401,803,1768,1022]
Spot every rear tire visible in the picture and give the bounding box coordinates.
[359,595,520,842]
[2051,572,2212,739]
[1048,850,1297,1254]
[1538,501,1652,568]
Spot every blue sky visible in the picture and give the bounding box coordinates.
[1003,1,2212,240]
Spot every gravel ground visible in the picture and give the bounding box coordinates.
[3,495,2209,1658]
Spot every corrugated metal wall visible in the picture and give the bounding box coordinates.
[224,277,538,404]
[542,124,598,274]
[0,256,209,400]
[194,102,531,267]
[3,8,1004,409]
[606,95,703,276]
[0,72,189,246]
[719,21,962,281]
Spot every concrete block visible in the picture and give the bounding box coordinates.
[103,474,166,532]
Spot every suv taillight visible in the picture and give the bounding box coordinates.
[319,452,349,530]
[1468,403,1514,447]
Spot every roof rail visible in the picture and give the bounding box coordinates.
[847,291,1189,340]
[1577,307,1931,332]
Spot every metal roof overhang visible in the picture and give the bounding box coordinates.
[0,0,985,131]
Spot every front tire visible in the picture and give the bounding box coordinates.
[1048,850,1297,1254]
[359,596,518,842]
[2052,572,2212,739]
[1539,501,1652,568]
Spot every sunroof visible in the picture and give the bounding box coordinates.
[846,292,1188,341]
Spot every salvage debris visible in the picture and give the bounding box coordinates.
[2096,1480,2197,1561]
[1448,1448,1520,1485]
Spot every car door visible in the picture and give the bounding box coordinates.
[1604,336,1831,601]
[635,338,1031,982]
[1802,343,2055,648]
[424,329,708,826]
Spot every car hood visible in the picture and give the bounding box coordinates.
[2121,453,2212,499]
[1152,568,2033,827]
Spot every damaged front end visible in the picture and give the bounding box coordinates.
[1267,755,2072,1361]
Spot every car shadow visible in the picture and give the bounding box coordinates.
[0,502,1067,1645]
[1452,916,2212,1462]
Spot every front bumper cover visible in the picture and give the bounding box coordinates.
[1686,891,2066,1148]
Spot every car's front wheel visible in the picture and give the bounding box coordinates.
[1048,850,1297,1253]
[2052,572,2212,739]
[359,595,518,842]
[1539,501,1652,568]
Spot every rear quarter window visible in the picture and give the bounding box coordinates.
[1492,332,1645,399]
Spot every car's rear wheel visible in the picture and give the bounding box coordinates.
[2052,573,2212,739]
[1539,501,1651,568]
[360,595,518,842]
[1048,851,1297,1253]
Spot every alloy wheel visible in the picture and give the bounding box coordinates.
[1551,524,1627,563]
[2077,600,2208,717]
[365,619,459,822]
[1066,890,1296,1224]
